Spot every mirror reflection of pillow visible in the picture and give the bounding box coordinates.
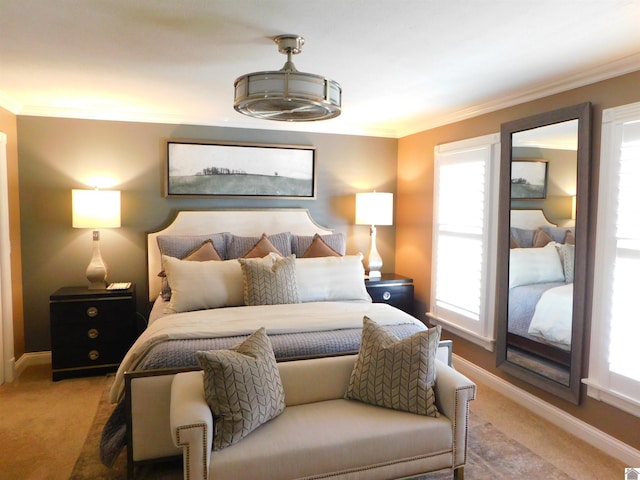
[541,226,574,244]
[510,227,535,248]
[548,241,575,283]
[533,228,553,247]
[509,244,565,288]
[564,229,575,245]
[559,243,575,282]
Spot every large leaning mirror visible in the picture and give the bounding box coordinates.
[496,102,591,404]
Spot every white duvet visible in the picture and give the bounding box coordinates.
[110,301,424,402]
[527,283,573,350]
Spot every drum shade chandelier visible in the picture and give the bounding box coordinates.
[234,35,342,122]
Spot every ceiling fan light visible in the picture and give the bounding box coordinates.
[233,35,341,122]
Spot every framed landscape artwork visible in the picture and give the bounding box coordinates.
[511,159,548,199]
[166,141,316,198]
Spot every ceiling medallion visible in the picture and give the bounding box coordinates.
[234,35,342,122]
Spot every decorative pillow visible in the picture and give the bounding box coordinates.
[559,243,575,283]
[183,239,223,262]
[238,255,299,306]
[345,317,441,417]
[301,234,341,258]
[510,235,520,249]
[510,227,535,249]
[158,239,223,279]
[163,256,245,313]
[227,232,292,259]
[292,233,346,257]
[157,233,228,300]
[295,255,371,303]
[508,244,565,288]
[564,229,575,245]
[196,328,286,450]
[533,228,553,247]
[542,226,575,244]
[243,234,283,259]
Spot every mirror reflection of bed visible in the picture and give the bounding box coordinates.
[507,209,574,386]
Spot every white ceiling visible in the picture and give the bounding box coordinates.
[2,0,640,138]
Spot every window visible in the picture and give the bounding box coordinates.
[585,101,640,417]
[428,133,500,351]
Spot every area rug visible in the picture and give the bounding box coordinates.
[71,375,572,480]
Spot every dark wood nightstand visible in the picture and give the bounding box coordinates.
[365,274,415,316]
[49,285,137,381]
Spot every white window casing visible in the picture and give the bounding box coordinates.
[428,133,500,351]
[584,101,640,418]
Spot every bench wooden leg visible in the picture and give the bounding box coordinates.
[453,466,464,480]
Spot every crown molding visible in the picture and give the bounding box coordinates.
[398,52,640,138]
[0,90,22,114]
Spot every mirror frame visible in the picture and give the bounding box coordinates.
[496,102,592,404]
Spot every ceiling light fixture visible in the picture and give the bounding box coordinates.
[234,35,341,122]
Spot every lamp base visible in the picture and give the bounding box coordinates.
[86,230,108,290]
[365,225,383,278]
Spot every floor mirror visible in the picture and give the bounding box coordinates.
[496,102,592,404]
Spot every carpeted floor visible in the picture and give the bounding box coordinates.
[70,375,574,480]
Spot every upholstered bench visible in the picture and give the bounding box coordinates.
[170,351,476,480]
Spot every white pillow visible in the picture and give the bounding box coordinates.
[509,244,565,288]
[295,255,371,302]
[163,256,245,313]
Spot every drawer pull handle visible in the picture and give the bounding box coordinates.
[88,350,100,361]
[86,307,99,318]
[87,328,99,339]
[382,291,392,301]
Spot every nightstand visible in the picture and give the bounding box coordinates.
[49,285,137,381]
[365,274,415,316]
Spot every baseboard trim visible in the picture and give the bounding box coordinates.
[14,351,51,378]
[453,354,640,466]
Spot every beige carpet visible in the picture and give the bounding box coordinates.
[71,375,577,480]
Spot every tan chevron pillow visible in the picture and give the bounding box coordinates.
[196,328,286,450]
[345,317,441,417]
[238,255,300,306]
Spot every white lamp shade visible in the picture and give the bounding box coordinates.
[72,189,121,229]
[355,192,393,226]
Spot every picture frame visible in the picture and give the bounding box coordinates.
[165,141,316,198]
[511,159,548,199]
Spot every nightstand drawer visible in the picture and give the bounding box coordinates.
[50,297,133,326]
[51,337,127,368]
[365,274,415,316]
[367,284,414,305]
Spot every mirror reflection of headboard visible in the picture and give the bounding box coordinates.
[510,209,556,229]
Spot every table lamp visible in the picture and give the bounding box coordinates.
[355,191,393,278]
[72,188,121,289]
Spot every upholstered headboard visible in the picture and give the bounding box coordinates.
[510,209,556,230]
[147,209,333,302]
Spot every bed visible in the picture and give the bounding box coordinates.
[100,209,449,477]
[507,209,575,366]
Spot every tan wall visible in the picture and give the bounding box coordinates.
[0,106,24,360]
[396,70,640,450]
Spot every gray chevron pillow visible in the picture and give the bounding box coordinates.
[345,317,441,417]
[196,328,286,450]
[238,255,300,306]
